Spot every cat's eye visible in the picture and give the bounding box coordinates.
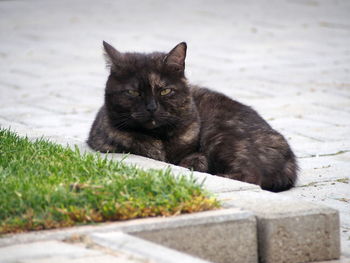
[127,90,140,97]
[160,88,172,96]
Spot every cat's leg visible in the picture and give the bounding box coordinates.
[128,135,166,161]
[178,152,208,172]
[107,133,166,162]
[88,133,166,161]
[87,114,166,161]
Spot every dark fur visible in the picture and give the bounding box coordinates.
[88,41,298,192]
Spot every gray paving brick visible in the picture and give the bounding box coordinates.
[0,240,103,263]
[22,255,138,263]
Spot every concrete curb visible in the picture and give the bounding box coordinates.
[219,191,341,263]
[90,232,212,263]
[0,209,257,263]
[0,233,212,263]
[129,209,257,263]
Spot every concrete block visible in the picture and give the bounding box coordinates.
[128,208,258,263]
[90,231,211,263]
[280,178,350,255]
[218,191,341,263]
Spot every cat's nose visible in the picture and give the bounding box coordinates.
[146,100,157,113]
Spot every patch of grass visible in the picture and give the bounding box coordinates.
[0,129,219,234]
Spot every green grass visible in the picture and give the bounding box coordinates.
[0,129,219,234]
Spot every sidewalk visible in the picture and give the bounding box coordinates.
[0,0,349,260]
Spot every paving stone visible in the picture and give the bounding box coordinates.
[0,240,103,263]
[219,190,341,263]
[296,154,350,185]
[21,255,138,263]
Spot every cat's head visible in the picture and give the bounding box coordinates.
[103,41,196,131]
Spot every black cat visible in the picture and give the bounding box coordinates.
[87,41,298,192]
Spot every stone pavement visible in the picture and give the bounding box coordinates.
[0,0,349,261]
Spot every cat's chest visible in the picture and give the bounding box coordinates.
[164,122,200,164]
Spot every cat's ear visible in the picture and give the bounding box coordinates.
[163,42,187,74]
[103,41,123,71]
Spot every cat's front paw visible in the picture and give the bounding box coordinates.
[179,153,208,173]
[140,140,166,162]
[147,148,166,162]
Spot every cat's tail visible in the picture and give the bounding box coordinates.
[215,145,299,192]
[218,156,298,192]
[261,157,298,192]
